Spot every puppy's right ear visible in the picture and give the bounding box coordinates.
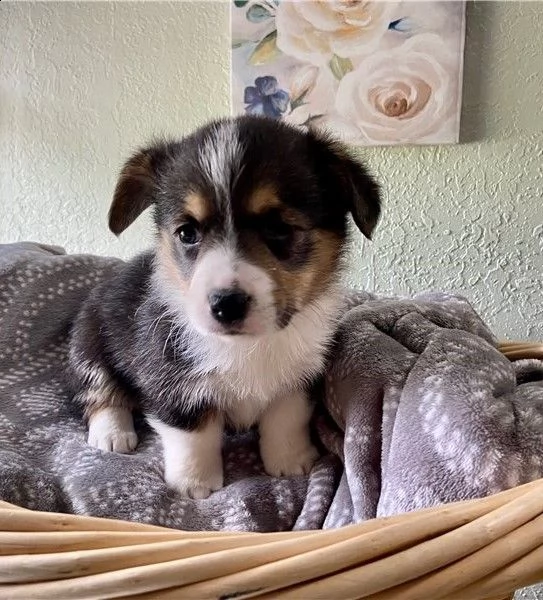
[108,144,168,235]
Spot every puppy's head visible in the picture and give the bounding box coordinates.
[109,116,381,337]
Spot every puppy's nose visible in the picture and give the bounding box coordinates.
[208,289,251,325]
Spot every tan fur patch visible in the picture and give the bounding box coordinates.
[294,230,343,304]
[80,384,134,421]
[156,232,189,292]
[247,186,312,231]
[71,359,135,420]
[243,229,342,314]
[246,185,281,214]
[196,408,220,431]
[184,192,212,223]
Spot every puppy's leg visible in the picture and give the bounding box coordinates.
[148,413,224,499]
[69,300,138,453]
[259,388,319,477]
[73,366,138,453]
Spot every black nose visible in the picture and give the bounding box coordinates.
[208,289,251,325]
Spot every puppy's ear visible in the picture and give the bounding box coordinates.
[339,153,381,240]
[310,132,381,239]
[108,144,169,235]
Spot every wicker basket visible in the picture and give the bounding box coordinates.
[1,341,542,600]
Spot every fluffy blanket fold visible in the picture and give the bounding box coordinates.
[1,242,542,536]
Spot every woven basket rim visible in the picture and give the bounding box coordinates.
[1,340,542,600]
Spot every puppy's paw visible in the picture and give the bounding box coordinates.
[261,438,319,478]
[87,407,138,453]
[89,429,138,453]
[165,465,224,499]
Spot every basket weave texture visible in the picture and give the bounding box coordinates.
[1,341,542,600]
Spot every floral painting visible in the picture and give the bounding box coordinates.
[231,1,466,146]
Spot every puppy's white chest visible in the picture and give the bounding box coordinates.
[220,338,324,429]
[226,397,268,430]
[195,289,341,429]
[221,353,294,429]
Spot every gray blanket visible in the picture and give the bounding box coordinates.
[1,242,543,536]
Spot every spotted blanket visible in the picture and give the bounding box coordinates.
[1,242,543,540]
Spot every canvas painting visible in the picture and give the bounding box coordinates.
[231,1,466,146]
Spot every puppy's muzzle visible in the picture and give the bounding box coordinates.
[208,288,252,327]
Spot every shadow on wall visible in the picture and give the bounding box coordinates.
[461,1,543,144]
[460,1,496,144]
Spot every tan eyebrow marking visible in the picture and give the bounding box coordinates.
[246,185,282,215]
[184,192,212,222]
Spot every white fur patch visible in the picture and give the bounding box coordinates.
[184,245,276,338]
[259,388,319,477]
[201,285,342,404]
[153,269,343,428]
[87,407,138,453]
[148,416,224,499]
[198,121,243,203]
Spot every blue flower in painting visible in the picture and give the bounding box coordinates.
[244,76,289,119]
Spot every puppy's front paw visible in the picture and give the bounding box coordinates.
[164,464,224,499]
[88,429,138,453]
[260,437,319,478]
[88,408,138,453]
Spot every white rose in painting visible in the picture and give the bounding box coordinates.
[335,34,460,144]
[276,1,397,65]
[289,64,319,102]
[283,65,337,129]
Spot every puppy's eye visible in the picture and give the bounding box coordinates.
[261,217,296,260]
[176,221,201,246]
[263,220,293,242]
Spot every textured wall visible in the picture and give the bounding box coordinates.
[0,2,230,257]
[1,2,542,339]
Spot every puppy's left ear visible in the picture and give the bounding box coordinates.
[310,132,381,240]
[109,142,171,236]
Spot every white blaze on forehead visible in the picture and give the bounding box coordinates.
[197,121,244,200]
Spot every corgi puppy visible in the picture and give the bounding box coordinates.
[68,116,381,499]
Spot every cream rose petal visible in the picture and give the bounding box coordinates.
[321,112,371,144]
[289,65,320,100]
[285,66,338,127]
[296,2,346,33]
[276,1,400,65]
